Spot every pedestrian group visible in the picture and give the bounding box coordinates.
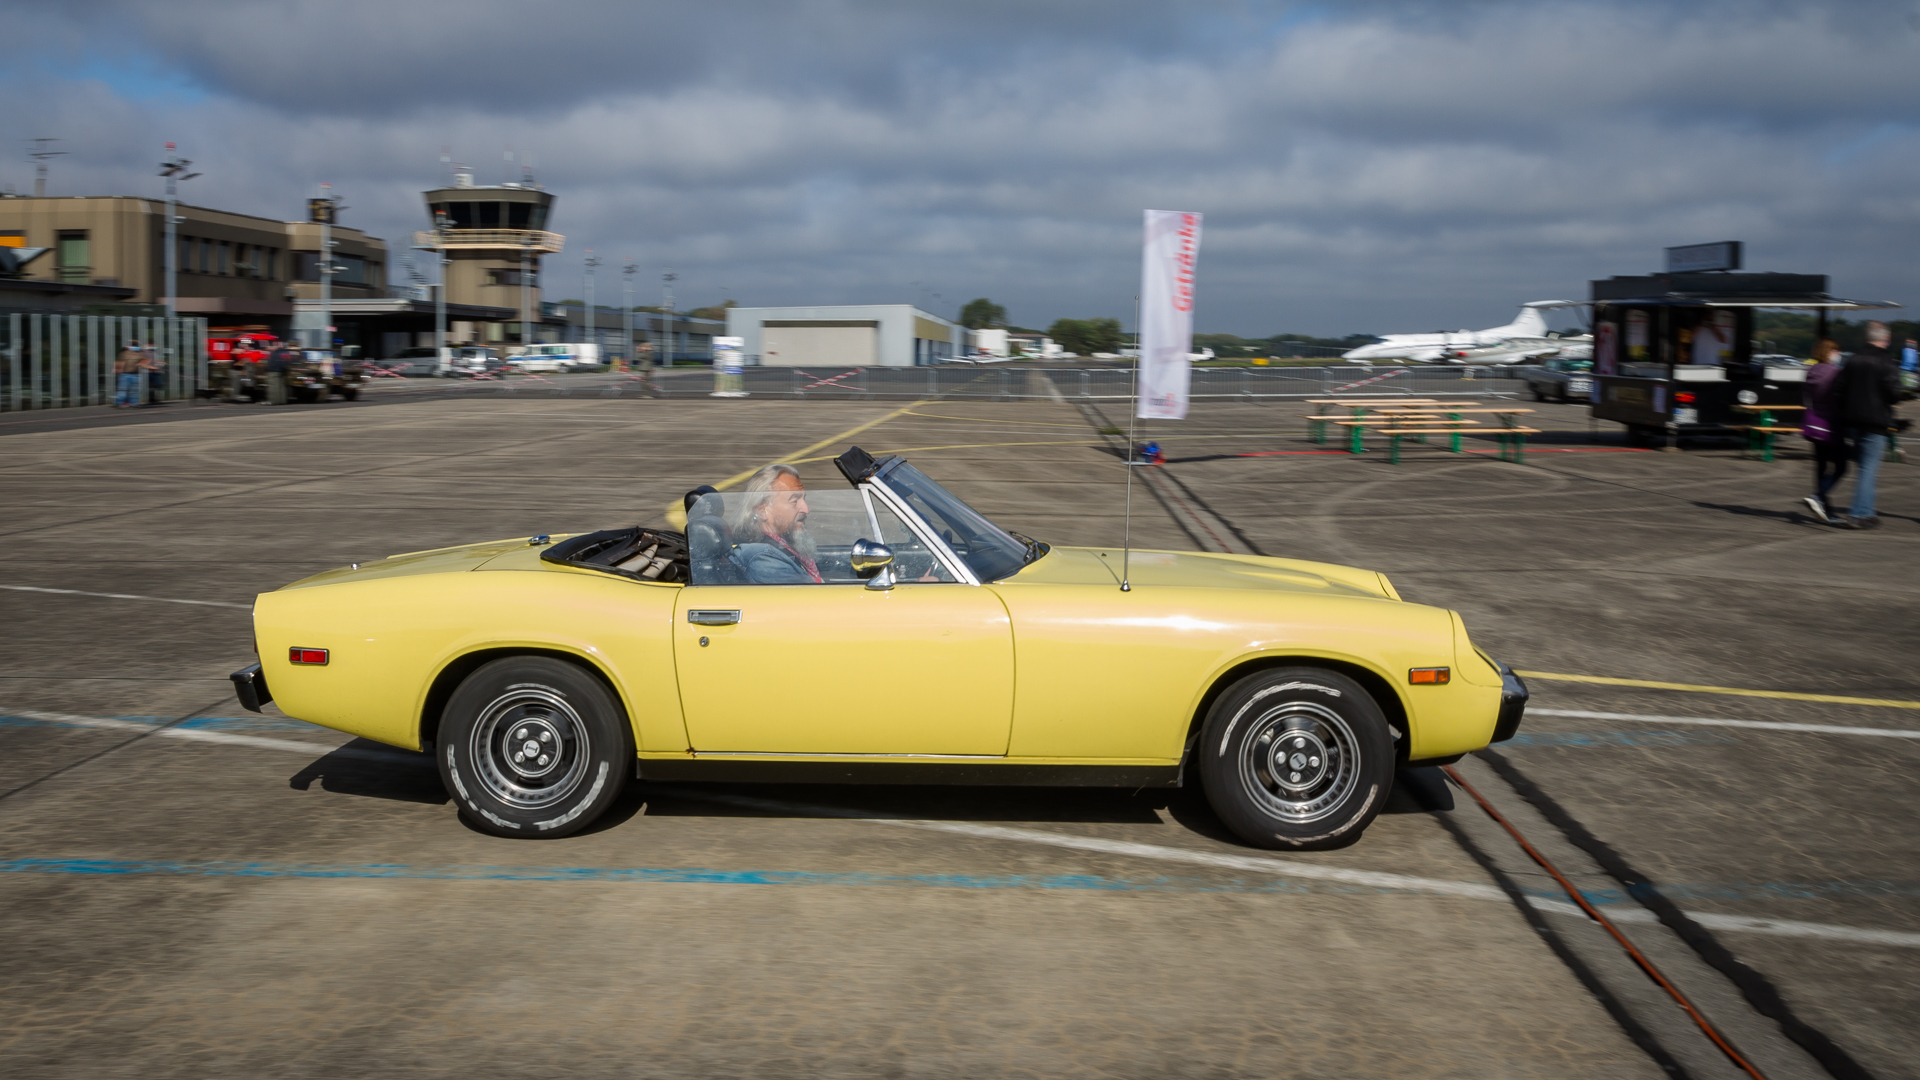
[1801,320,1909,529]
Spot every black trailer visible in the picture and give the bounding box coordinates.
[1588,265,1897,447]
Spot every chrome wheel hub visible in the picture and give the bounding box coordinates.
[1238,701,1359,824]
[470,688,590,810]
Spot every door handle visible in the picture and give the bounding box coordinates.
[687,609,741,626]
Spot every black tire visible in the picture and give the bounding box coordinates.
[437,656,632,838]
[1531,385,1546,402]
[1195,667,1393,850]
[340,386,360,401]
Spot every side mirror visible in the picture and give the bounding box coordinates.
[851,538,895,590]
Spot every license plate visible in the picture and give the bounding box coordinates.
[1568,379,1590,392]
[1675,407,1699,425]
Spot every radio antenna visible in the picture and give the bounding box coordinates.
[1120,292,1142,592]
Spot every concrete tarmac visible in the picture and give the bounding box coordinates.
[0,381,1913,1078]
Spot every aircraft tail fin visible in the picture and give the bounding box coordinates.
[1505,305,1548,337]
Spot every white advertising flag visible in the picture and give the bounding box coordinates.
[1137,209,1202,420]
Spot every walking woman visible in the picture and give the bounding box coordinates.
[1801,338,1848,522]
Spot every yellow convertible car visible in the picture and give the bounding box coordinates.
[232,447,1525,848]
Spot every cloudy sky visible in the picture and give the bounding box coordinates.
[7,0,1919,336]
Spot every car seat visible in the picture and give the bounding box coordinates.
[684,486,746,584]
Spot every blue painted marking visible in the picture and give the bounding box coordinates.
[0,856,1336,895]
[0,714,328,734]
[2,857,1910,906]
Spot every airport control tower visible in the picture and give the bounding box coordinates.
[416,165,563,343]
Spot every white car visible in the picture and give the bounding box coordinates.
[516,343,603,372]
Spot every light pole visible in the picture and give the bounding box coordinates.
[520,233,534,353]
[318,183,337,352]
[661,268,677,366]
[622,259,636,368]
[583,249,600,355]
[422,209,449,369]
[157,144,200,318]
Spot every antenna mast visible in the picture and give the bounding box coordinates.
[29,138,66,197]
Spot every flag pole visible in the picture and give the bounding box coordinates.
[1121,291,1142,592]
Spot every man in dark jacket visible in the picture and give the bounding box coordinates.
[1835,321,1904,529]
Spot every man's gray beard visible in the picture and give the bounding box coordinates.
[781,524,818,562]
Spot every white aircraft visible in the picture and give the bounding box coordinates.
[1341,301,1587,364]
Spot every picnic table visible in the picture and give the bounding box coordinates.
[1305,400,1538,461]
[1730,403,1804,462]
[1304,399,1448,449]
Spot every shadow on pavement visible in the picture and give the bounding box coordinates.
[288,739,446,805]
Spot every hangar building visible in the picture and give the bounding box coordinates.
[724,305,964,366]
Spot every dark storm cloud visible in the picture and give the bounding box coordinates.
[6,0,1920,334]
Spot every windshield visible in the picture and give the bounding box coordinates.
[875,462,1037,582]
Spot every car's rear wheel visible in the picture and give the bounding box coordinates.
[438,656,632,839]
[1196,667,1393,850]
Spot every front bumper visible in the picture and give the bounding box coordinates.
[230,663,273,713]
[1491,662,1528,743]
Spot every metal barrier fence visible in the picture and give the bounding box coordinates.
[648,364,1534,401]
[0,314,209,411]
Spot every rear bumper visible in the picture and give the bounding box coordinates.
[230,663,273,713]
[1491,662,1528,743]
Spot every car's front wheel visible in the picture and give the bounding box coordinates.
[438,656,632,838]
[1196,667,1393,850]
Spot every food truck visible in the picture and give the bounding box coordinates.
[1589,242,1898,446]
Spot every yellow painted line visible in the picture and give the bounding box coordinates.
[664,400,929,528]
[1517,671,1920,710]
[787,438,1107,464]
[898,407,1098,424]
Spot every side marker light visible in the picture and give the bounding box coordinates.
[290,647,330,666]
[1408,667,1450,685]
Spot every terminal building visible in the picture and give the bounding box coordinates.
[724,305,965,366]
[0,194,387,326]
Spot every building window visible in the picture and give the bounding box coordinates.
[293,251,369,285]
[56,230,90,284]
[265,248,277,280]
[487,268,529,286]
[199,239,212,273]
[476,202,501,228]
[178,237,193,273]
[217,241,231,275]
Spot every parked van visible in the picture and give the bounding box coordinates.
[513,343,603,372]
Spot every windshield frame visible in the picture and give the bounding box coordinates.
[866,458,1042,584]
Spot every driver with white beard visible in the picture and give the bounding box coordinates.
[728,464,824,584]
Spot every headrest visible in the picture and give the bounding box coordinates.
[684,485,718,515]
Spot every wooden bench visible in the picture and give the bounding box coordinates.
[1373,428,1478,463]
[1490,426,1542,462]
[1328,417,1475,453]
[1729,425,1803,462]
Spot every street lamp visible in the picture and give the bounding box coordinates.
[622,259,636,368]
[416,210,450,370]
[661,268,677,366]
[312,183,346,351]
[520,232,534,353]
[157,144,201,318]
[583,249,600,356]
